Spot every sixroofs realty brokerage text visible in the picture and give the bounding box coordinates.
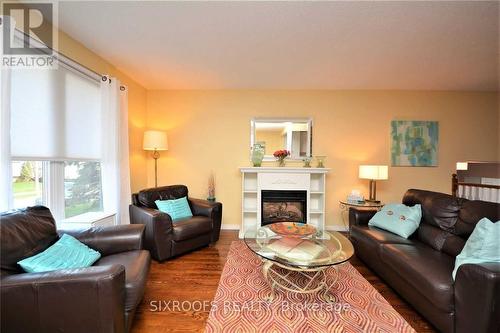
[150,300,352,313]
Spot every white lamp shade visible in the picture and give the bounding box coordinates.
[456,162,468,171]
[143,130,168,151]
[359,165,388,180]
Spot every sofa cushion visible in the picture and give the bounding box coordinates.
[403,189,463,230]
[380,243,455,312]
[455,200,499,237]
[402,189,500,257]
[155,197,193,221]
[416,223,466,257]
[368,203,421,238]
[0,206,58,274]
[94,250,150,312]
[18,234,101,273]
[172,216,212,241]
[137,185,188,209]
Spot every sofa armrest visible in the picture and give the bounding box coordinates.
[348,207,378,227]
[1,265,126,333]
[189,198,223,243]
[454,262,500,333]
[129,205,173,261]
[58,224,145,256]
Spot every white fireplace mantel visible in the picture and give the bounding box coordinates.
[239,167,330,174]
[240,167,330,238]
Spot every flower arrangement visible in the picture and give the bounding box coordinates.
[273,149,290,167]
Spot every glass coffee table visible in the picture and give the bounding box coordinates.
[244,223,354,303]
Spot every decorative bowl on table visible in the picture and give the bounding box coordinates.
[269,222,316,237]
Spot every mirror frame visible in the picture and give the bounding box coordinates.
[250,117,313,161]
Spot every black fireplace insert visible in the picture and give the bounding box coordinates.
[261,190,307,226]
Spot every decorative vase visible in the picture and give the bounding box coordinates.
[251,143,265,167]
[278,158,286,167]
[207,197,216,202]
[315,156,326,168]
[302,157,312,168]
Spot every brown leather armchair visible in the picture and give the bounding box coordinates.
[0,206,150,333]
[349,189,500,333]
[129,185,222,262]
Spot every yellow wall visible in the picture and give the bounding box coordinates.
[56,32,148,192]
[146,90,498,229]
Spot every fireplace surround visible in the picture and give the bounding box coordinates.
[240,167,330,238]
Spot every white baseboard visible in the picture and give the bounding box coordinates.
[221,224,240,230]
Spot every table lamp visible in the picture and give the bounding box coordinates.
[359,165,388,203]
[143,130,168,187]
[456,162,468,171]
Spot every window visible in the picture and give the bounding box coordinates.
[8,59,103,220]
[12,161,46,209]
[11,160,103,220]
[64,161,102,218]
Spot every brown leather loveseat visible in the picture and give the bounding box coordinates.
[0,206,151,333]
[129,185,223,261]
[349,189,499,333]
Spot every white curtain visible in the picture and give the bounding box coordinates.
[100,76,131,224]
[0,68,13,212]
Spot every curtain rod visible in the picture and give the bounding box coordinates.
[13,29,101,82]
[13,28,127,90]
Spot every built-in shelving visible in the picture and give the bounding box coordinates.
[240,167,330,238]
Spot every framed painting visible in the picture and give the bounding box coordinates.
[391,120,438,167]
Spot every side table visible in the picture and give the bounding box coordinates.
[339,200,384,234]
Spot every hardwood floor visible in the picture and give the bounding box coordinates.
[131,230,436,333]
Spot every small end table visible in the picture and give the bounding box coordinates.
[339,200,384,233]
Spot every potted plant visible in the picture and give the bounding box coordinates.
[273,150,290,167]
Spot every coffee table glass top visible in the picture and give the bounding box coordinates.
[244,223,354,268]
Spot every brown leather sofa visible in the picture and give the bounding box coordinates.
[0,206,151,333]
[129,185,223,261]
[349,189,499,333]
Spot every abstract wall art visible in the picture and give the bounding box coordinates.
[391,120,438,167]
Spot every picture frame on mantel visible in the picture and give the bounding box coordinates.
[391,120,439,167]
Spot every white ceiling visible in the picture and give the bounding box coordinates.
[58,1,499,91]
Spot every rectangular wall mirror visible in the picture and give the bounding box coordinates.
[250,118,312,160]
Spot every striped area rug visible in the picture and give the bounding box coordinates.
[205,241,415,333]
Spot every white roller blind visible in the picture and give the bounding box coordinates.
[10,63,101,160]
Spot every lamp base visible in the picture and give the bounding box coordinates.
[368,179,378,202]
[153,150,160,188]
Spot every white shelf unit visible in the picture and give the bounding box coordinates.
[309,173,326,231]
[240,167,329,238]
[242,172,259,235]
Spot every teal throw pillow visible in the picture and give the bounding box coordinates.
[452,217,500,280]
[368,203,422,239]
[155,196,193,222]
[18,234,101,273]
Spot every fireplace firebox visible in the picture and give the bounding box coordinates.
[261,190,307,226]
